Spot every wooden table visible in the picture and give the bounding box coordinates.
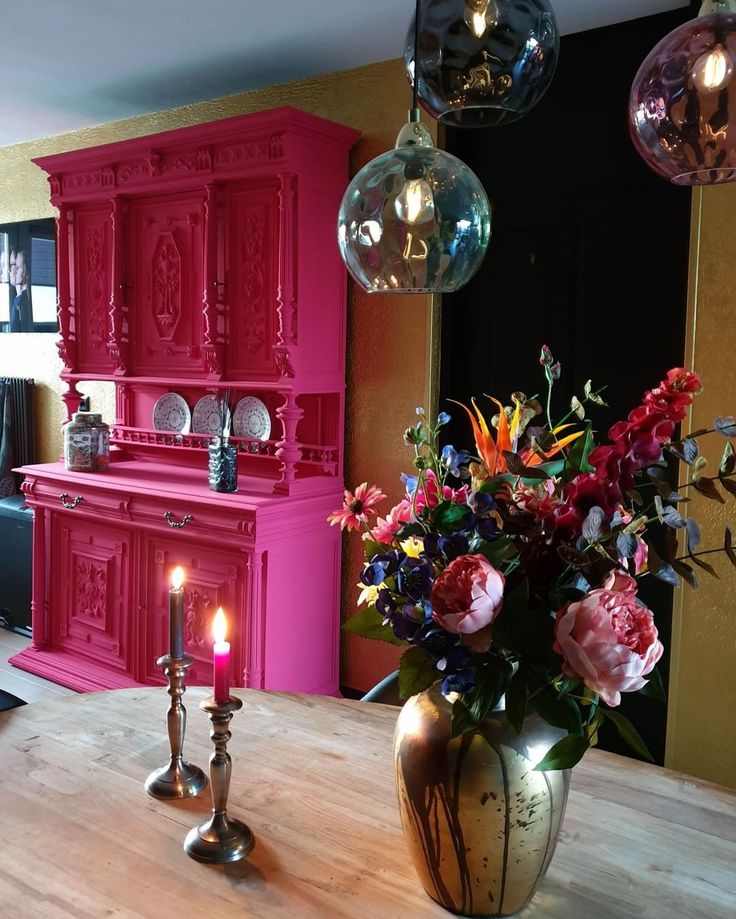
[0,688,734,918]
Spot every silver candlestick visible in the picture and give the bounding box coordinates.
[184,694,255,863]
[145,653,207,800]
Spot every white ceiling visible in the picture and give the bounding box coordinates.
[3,0,689,148]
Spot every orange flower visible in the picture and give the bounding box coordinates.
[450,396,583,476]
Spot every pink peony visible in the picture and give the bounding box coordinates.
[431,554,505,653]
[554,571,663,707]
[366,498,413,544]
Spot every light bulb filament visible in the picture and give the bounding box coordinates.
[395,178,435,225]
[692,44,734,92]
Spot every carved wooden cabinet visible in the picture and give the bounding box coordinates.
[11,108,358,693]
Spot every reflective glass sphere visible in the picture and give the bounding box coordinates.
[629,10,736,185]
[404,0,559,127]
[337,121,491,294]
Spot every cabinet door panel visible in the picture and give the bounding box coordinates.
[142,537,246,686]
[51,516,133,675]
[74,206,113,374]
[128,194,205,376]
[224,184,279,378]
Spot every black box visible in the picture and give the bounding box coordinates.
[0,494,32,633]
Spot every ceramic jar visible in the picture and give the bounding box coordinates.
[64,410,110,473]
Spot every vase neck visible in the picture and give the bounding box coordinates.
[700,0,736,15]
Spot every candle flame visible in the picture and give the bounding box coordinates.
[171,566,185,590]
[213,607,227,644]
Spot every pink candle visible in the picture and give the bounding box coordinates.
[212,607,230,704]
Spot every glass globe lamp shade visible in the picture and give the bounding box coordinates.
[337,119,491,294]
[404,0,559,127]
[629,1,736,185]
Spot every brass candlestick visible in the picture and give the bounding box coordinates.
[184,695,255,864]
[145,653,207,800]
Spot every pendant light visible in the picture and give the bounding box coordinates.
[336,0,491,294]
[630,0,736,185]
[404,0,559,128]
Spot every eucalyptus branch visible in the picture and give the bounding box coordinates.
[552,384,608,432]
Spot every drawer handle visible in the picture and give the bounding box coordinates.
[59,493,83,509]
[164,511,193,529]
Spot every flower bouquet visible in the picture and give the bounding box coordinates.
[331,347,736,770]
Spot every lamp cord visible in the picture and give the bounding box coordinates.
[412,0,420,113]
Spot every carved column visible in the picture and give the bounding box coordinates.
[274,391,303,494]
[108,196,128,374]
[55,205,76,373]
[60,380,81,426]
[115,383,131,427]
[243,550,265,688]
[202,182,223,377]
[274,173,297,378]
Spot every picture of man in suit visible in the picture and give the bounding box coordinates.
[8,248,32,332]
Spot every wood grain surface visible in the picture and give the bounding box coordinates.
[0,687,734,918]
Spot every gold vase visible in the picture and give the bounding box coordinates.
[394,684,570,917]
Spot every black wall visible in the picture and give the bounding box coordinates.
[441,8,695,764]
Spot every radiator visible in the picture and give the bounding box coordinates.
[1,377,35,494]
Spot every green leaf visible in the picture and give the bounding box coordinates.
[398,647,438,700]
[505,672,527,735]
[623,515,647,535]
[652,563,681,588]
[477,538,516,568]
[362,539,389,560]
[564,422,595,476]
[685,518,701,553]
[570,395,585,420]
[601,709,655,762]
[725,526,736,567]
[342,607,405,646]
[431,500,474,535]
[533,733,590,771]
[639,667,666,702]
[533,690,583,735]
[692,456,709,481]
[720,442,736,477]
[451,658,513,738]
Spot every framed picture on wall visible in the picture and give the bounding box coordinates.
[0,218,57,333]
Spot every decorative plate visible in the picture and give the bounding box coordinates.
[233,396,271,441]
[192,394,223,436]
[152,392,191,434]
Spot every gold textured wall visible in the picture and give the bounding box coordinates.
[0,58,433,692]
[665,187,736,789]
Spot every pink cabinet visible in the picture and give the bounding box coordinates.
[10,108,359,694]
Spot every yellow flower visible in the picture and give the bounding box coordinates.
[357,583,380,607]
[400,536,424,558]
